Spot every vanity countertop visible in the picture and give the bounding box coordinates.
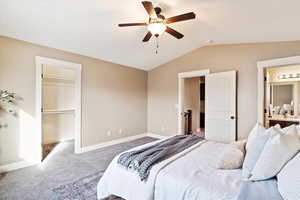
[267,116,300,122]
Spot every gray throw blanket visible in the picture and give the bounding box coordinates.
[117,135,203,181]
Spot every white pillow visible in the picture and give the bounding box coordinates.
[249,125,300,181]
[216,140,246,170]
[246,123,265,151]
[296,125,300,137]
[242,127,276,179]
[277,152,300,200]
[231,140,246,153]
[246,123,280,151]
[284,125,300,137]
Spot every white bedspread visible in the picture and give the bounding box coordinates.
[154,141,242,200]
[97,140,242,200]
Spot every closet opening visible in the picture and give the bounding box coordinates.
[42,65,76,159]
[36,57,82,163]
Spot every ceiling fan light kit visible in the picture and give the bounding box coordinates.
[147,18,166,36]
[118,1,196,51]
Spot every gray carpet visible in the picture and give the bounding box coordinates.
[52,170,104,200]
[0,137,157,200]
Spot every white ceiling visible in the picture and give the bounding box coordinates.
[1,0,300,71]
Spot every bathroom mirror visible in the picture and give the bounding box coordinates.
[270,83,295,115]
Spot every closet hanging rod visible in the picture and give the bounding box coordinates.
[42,109,75,114]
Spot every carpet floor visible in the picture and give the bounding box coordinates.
[0,137,157,200]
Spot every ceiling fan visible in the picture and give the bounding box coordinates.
[118,1,196,42]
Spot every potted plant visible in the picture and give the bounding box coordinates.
[0,90,18,129]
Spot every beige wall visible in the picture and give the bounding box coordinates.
[148,41,300,139]
[0,36,147,165]
[2,36,300,166]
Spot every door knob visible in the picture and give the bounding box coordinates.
[230,116,235,119]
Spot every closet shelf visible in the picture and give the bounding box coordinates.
[42,77,75,84]
[42,109,75,114]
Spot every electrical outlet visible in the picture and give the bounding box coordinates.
[107,131,111,136]
[161,127,165,132]
[119,129,123,134]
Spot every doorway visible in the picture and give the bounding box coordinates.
[36,57,82,162]
[178,70,210,136]
[257,56,300,125]
[178,69,237,143]
[263,65,300,128]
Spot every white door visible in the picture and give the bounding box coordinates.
[205,71,236,143]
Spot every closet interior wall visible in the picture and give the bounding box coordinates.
[184,77,201,132]
[42,65,75,145]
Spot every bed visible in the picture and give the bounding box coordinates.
[97,139,243,200]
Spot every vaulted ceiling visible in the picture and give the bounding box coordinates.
[1,0,300,70]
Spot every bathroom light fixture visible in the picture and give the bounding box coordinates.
[278,73,300,80]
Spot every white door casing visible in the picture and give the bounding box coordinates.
[36,56,82,163]
[205,71,236,143]
[257,56,300,124]
[178,77,186,134]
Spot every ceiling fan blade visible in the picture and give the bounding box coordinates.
[118,23,147,27]
[143,31,152,42]
[166,12,196,24]
[165,26,184,39]
[142,1,157,18]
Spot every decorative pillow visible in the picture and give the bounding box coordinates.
[245,123,264,151]
[216,140,246,169]
[242,125,276,178]
[295,125,300,137]
[246,123,280,151]
[277,152,300,200]
[231,140,246,153]
[250,125,300,181]
[282,124,295,133]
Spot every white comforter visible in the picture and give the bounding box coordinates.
[97,140,242,200]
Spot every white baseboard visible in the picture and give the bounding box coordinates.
[79,134,145,153]
[0,160,38,173]
[43,138,74,145]
[146,132,168,140]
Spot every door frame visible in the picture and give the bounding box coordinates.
[35,56,82,162]
[177,69,210,134]
[257,56,300,124]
